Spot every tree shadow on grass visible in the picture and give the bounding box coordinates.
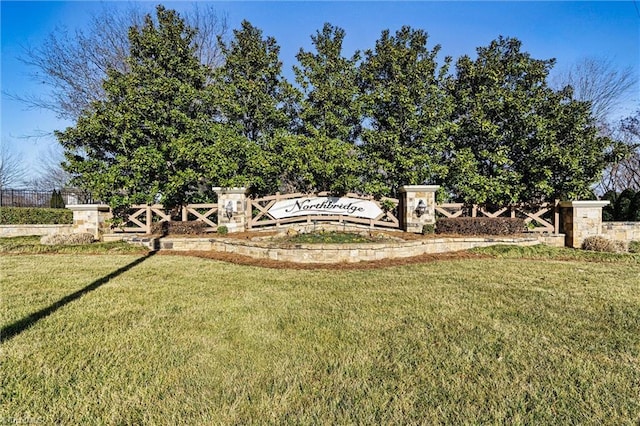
[1,251,156,344]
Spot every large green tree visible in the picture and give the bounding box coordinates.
[214,20,297,145]
[290,23,362,193]
[295,23,362,144]
[57,6,252,215]
[448,37,620,204]
[359,26,454,197]
[213,20,300,195]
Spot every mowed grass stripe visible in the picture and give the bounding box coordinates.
[1,254,639,424]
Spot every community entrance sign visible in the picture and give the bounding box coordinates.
[246,191,403,230]
[268,196,383,220]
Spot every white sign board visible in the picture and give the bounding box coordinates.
[268,197,383,220]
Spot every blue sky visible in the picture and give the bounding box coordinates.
[1,1,639,182]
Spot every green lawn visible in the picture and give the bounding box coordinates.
[1,249,639,424]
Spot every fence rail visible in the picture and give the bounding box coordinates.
[0,189,95,207]
[435,201,560,233]
[116,204,219,234]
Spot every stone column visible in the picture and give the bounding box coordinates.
[559,200,610,248]
[398,185,439,233]
[213,187,247,233]
[67,204,113,240]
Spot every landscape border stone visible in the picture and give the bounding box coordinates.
[111,233,563,264]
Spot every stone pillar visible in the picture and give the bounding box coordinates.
[398,185,439,233]
[67,204,113,240]
[559,200,609,248]
[213,187,247,233]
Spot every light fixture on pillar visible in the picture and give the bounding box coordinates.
[415,199,427,217]
[225,201,234,219]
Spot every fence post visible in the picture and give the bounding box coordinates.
[559,200,610,248]
[213,187,247,233]
[245,197,253,230]
[67,204,112,240]
[146,206,152,234]
[398,185,439,233]
[554,199,560,235]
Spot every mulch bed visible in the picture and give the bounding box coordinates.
[153,230,536,269]
[158,249,489,270]
[153,230,533,242]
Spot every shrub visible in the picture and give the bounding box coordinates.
[581,236,626,253]
[0,207,73,224]
[40,233,94,245]
[50,190,65,209]
[422,224,435,235]
[615,189,635,221]
[601,190,617,222]
[603,189,640,221]
[628,240,640,254]
[435,217,525,235]
[631,192,640,221]
[151,221,207,235]
[217,225,228,235]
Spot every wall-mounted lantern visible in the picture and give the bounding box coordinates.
[225,201,234,219]
[415,199,427,217]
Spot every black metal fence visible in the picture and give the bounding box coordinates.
[0,189,96,207]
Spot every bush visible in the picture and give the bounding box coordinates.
[217,225,228,235]
[581,236,627,253]
[603,189,640,221]
[628,241,640,253]
[435,217,525,236]
[40,233,95,245]
[422,224,435,235]
[50,190,65,209]
[601,190,617,222]
[151,221,207,235]
[0,207,73,224]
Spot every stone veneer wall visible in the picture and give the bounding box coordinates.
[560,201,610,248]
[67,205,113,239]
[601,222,640,242]
[399,185,439,233]
[264,222,402,234]
[213,187,246,233]
[535,233,566,247]
[0,224,73,238]
[121,235,557,263]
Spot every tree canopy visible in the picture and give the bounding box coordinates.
[290,23,362,193]
[56,6,624,211]
[448,37,615,204]
[57,6,251,214]
[359,26,453,196]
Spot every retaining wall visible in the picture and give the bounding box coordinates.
[115,234,558,264]
[0,224,73,238]
[601,222,640,242]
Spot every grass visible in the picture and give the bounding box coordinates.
[0,235,147,255]
[275,230,392,244]
[473,243,640,263]
[1,248,639,424]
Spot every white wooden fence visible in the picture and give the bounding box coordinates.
[117,204,218,234]
[435,201,560,233]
